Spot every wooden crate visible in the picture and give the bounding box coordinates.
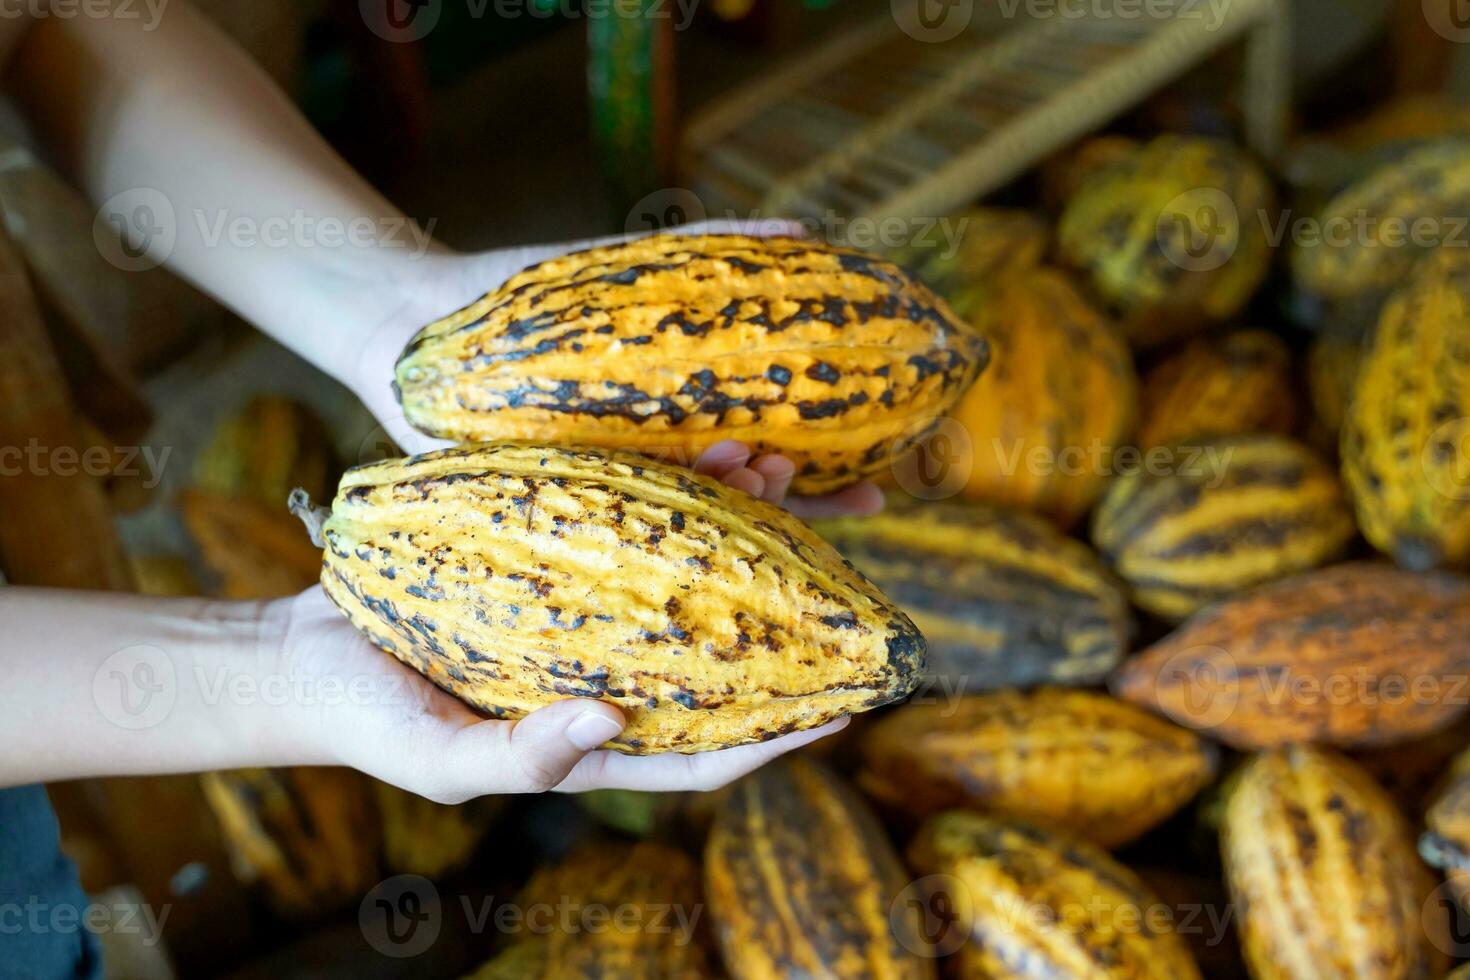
[680,0,1288,226]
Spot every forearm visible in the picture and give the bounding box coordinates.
[6,0,444,383]
[0,587,324,787]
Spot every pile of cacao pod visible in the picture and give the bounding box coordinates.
[194,118,1470,976]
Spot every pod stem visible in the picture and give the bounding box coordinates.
[288,488,330,548]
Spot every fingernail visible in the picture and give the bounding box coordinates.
[567,712,624,751]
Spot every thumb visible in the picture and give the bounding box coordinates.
[447,700,626,797]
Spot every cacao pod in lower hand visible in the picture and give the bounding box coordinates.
[858,689,1217,848]
[813,495,1130,692]
[1342,245,1470,571]
[906,811,1202,979]
[705,757,936,978]
[199,766,381,918]
[465,841,714,979]
[1091,434,1356,621]
[941,267,1137,527]
[313,444,925,754]
[1221,746,1449,979]
[394,234,988,495]
[1111,563,1470,749]
[1058,135,1273,349]
[1135,329,1296,450]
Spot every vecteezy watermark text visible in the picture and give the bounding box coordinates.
[0,439,170,489]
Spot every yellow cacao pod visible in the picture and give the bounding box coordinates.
[314,444,924,754]
[373,782,500,878]
[705,756,936,979]
[813,495,1130,691]
[1342,246,1470,571]
[1039,134,1141,214]
[394,234,987,495]
[1293,137,1470,302]
[1091,434,1356,621]
[858,689,1217,848]
[199,766,381,919]
[195,396,337,507]
[1112,563,1470,749]
[906,811,1202,979]
[465,841,714,979]
[942,267,1137,526]
[1420,745,1470,915]
[1058,135,1274,349]
[1221,746,1448,979]
[1136,329,1296,449]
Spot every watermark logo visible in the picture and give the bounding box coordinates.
[891,874,971,957]
[94,187,175,272]
[1423,0,1470,43]
[1423,879,1469,959]
[894,0,972,42]
[93,645,177,730]
[1156,187,1239,272]
[1151,645,1240,730]
[890,417,973,501]
[1422,417,1470,502]
[625,187,709,236]
[361,0,443,42]
[360,875,441,958]
[0,0,169,30]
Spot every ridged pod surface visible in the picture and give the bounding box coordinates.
[1091,434,1356,621]
[906,811,1203,979]
[465,841,714,979]
[1221,746,1448,979]
[857,689,1217,848]
[1419,745,1470,913]
[316,444,925,754]
[199,767,380,918]
[1111,563,1470,749]
[1058,136,1274,348]
[394,234,988,495]
[813,495,1130,691]
[704,757,935,979]
[1293,137,1470,301]
[1342,246,1470,571]
[944,267,1137,526]
[1136,329,1296,449]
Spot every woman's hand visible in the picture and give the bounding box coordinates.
[347,221,884,520]
[275,585,846,803]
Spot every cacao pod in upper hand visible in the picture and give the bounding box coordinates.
[906,811,1202,979]
[939,267,1137,526]
[813,494,1130,692]
[314,443,925,754]
[1135,329,1296,450]
[705,756,936,979]
[1091,434,1356,621]
[394,234,988,495]
[1111,563,1470,749]
[1058,135,1273,349]
[1221,746,1448,980]
[1342,245,1470,571]
[465,840,714,979]
[858,688,1217,848]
